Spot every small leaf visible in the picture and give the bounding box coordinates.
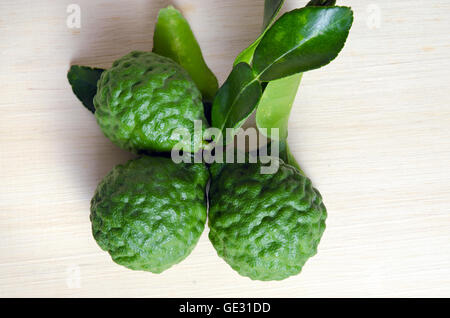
[211,63,262,143]
[255,73,302,141]
[253,6,353,81]
[67,65,104,113]
[153,6,218,101]
[234,0,285,66]
[262,0,285,30]
[306,0,337,7]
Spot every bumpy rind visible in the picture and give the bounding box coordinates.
[94,51,207,153]
[208,160,327,281]
[90,156,209,273]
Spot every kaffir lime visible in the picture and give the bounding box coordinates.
[208,159,327,281]
[90,156,209,273]
[94,51,207,153]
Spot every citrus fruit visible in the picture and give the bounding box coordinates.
[208,159,327,281]
[94,51,207,153]
[90,156,209,273]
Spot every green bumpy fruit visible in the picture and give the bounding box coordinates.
[90,156,209,273]
[94,51,207,153]
[208,160,327,281]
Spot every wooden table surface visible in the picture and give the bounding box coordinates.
[1,0,449,297]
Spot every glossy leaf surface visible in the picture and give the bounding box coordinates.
[234,0,285,66]
[253,6,353,81]
[211,63,262,143]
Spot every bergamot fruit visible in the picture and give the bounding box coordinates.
[208,159,327,281]
[94,51,207,153]
[90,156,209,273]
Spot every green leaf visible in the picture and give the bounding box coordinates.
[306,0,337,7]
[211,63,262,144]
[253,6,354,81]
[153,5,218,101]
[263,0,285,30]
[234,0,285,66]
[217,6,353,146]
[255,73,302,141]
[67,65,104,113]
[256,74,303,172]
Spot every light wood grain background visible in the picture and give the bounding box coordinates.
[0,0,449,297]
